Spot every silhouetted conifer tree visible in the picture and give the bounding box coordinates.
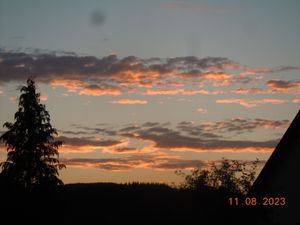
[0,78,65,190]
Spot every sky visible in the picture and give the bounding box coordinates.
[0,0,300,184]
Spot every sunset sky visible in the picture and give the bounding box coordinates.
[1,0,300,184]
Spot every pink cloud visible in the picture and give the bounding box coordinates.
[231,88,265,94]
[79,85,122,96]
[9,96,17,103]
[262,99,287,104]
[145,89,184,95]
[245,68,274,74]
[144,89,220,96]
[50,79,85,92]
[40,93,48,101]
[197,108,207,114]
[216,98,288,108]
[110,99,148,105]
[202,72,232,81]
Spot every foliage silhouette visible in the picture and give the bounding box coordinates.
[0,78,65,190]
[177,158,259,194]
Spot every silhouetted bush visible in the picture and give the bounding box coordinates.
[177,158,259,194]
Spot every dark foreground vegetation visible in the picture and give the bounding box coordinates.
[0,182,269,225]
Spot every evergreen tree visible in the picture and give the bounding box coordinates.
[0,78,65,190]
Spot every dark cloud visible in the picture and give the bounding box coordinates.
[146,127,173,134]
[65,125,118,136]
[60,118,287,153]
[201,118,290,134]
[275,66,300,72]
[0,49,239,93]
[1,49,299,95]
[112,147,141,153]
[176,118,289,137]
[267,79,300,92]
[142,122,161,127]
[58,136,122,147]
[119,126,140,132]
[231,88,265,94]
[58,130,90,136]
[176,122,222,138]
[151,158,204,170]
[133,128,278,150]
[164,56,231,69]
[117,122,278,151]
[62,155,264,171]
[62,155,206,171]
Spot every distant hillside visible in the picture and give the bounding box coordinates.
[1,182,267,225]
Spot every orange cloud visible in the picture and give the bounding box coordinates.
[202,72,233,87]
[60,140,128,154]
[267,79,300,93]
[9,93,47,102]
[9,96,17,103]
[231,88,265,94]
[79,86,122,96]
[50,79,123,96]
[169,147,273,153]
[144,89,220,96]
[245,68,274,74]
[262,99,287,104]
[50,79,85,92]
[110,99,148,105]
[40,93,48,101]
[216,98,287,108]
[0,144,6,153]
[197,108,207,114]
[60,144,100,153]
[292,98,300,103]
[216,99,256,108]
[203,72,232,80]
[184,90,222,95]
[145,89,184,95]
[102,146,156,154]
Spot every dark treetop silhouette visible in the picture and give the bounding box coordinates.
[178,158,259,195]
[0,78,65,190]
